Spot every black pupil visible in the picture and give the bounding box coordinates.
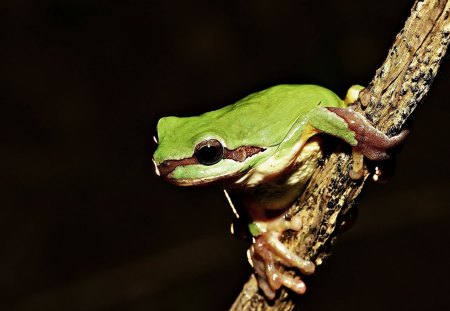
[195,141,223,165]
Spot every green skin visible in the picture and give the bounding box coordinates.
[153,84,406,299]
[154,85,357,184]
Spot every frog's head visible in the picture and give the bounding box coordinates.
[152,115,275,186]
[152,85,324,186]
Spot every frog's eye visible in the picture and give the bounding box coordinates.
[194,139,224,166]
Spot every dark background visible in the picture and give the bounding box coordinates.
[2,0,450,310]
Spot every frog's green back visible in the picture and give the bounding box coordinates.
[155,85,344,162]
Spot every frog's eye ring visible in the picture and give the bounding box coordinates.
[194,139,224,166]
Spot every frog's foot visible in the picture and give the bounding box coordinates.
[344,84,364,105]
[350,150,364,180]
[248,216,315,299]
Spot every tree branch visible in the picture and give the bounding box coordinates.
[230,1,450,310]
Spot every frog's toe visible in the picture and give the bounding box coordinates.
[249,232,314,299]
[279,274,306,295]
[249,238,278,299]
[256,274,277,300]
[264,231,315,274]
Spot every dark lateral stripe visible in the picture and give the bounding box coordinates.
[157,157,198,177]
[224,146,265,162]
[157,146,265,177]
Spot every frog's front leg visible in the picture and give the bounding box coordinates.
[248,215,315,299]
[308,106,408,180]
[325,107,409,179]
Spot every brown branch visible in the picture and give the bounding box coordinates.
[230,1,450,310]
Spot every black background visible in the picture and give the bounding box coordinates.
[2,0,450,310]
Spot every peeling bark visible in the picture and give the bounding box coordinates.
[230,1,450,310]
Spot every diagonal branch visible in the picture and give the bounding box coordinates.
[230,1,450,310]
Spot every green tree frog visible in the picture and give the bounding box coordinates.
[152,84,407,299]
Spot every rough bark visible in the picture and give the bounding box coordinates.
[230,1,450,310]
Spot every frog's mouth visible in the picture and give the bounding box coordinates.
[154,145,266,183]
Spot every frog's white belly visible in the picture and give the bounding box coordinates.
[236,138,323,213]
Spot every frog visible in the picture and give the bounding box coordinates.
[152,84,407,299]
